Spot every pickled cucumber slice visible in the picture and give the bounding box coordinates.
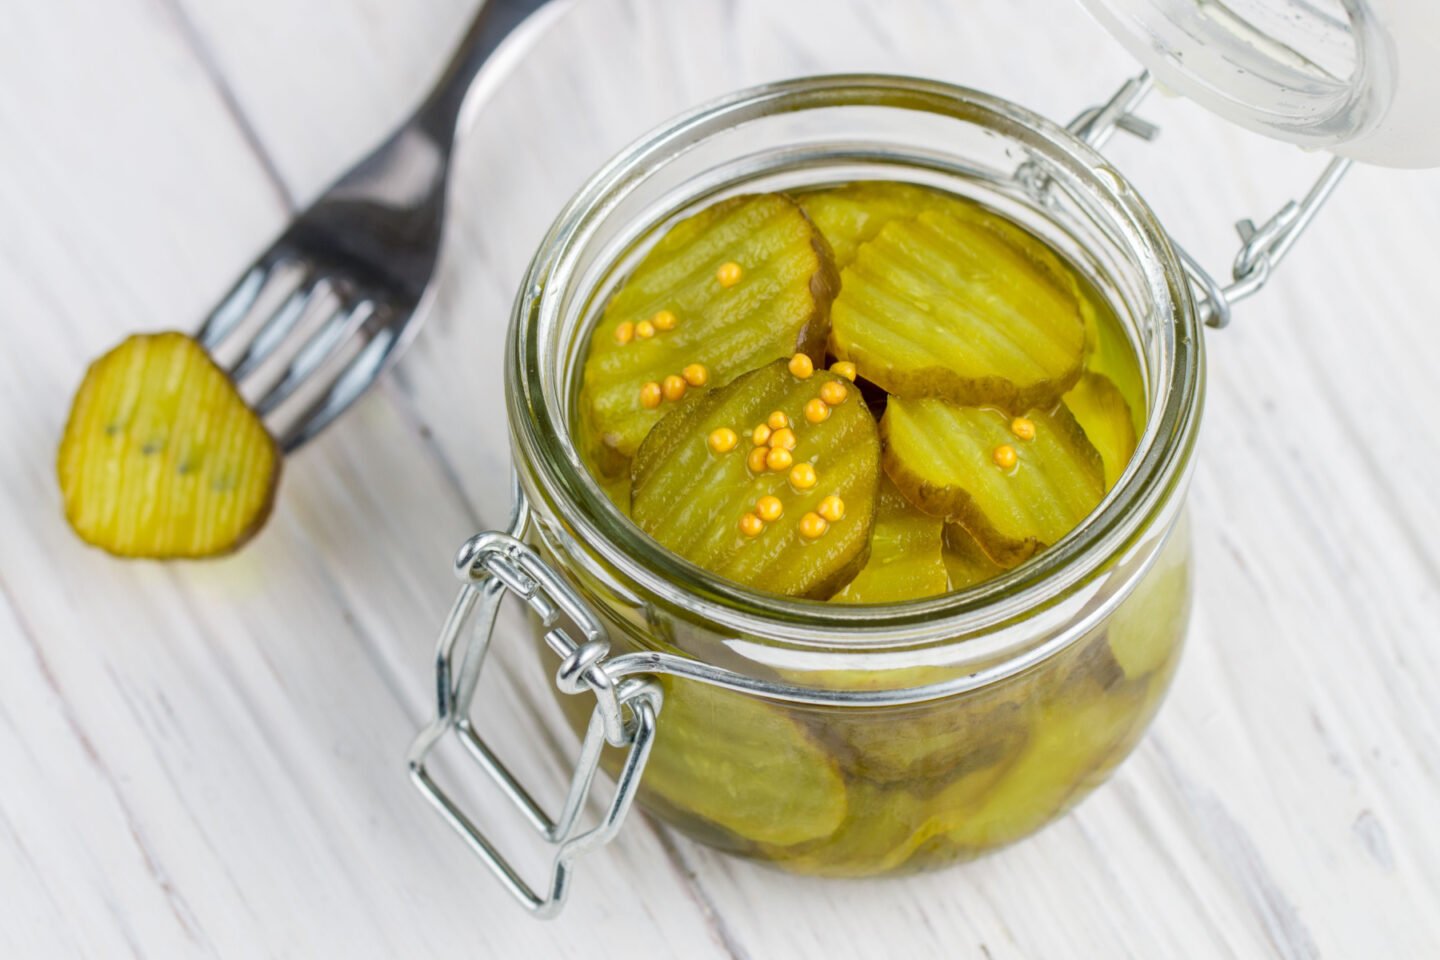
[941,522,1006,590]
[831,210,1087,410]
[831,477,946,603]
[57,332,280,558]
[580,193,839,464]
[633,359,880,599]
[882,397,1104,566]
[1064,372,1138,491]
[942,688,1143,851]
[1107,546,1192,680]
[639,678,848,848]
[796,181,940,268]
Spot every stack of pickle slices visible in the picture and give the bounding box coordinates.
[578,182,1143,601]
[567,182,1182,876]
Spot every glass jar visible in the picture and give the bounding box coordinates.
[412,74,1203,915]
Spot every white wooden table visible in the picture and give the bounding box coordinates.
[3,1,1439,956]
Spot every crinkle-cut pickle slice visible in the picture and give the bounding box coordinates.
[1064,371,1138,491]
[579,193,838,465]
[942,522,1006,591]
[1107,546,1192,680]
[57,332,280,558]
[633,359,880,599]
[831,477,946,603]
[882,397,1104,567]
[831,209,1087,411]
[638,677,848,848]
[942,689,1142,851]
[796,181,942,268]
[795,666,1029,787]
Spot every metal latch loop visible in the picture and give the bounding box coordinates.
[408,525,662,918]
[1068,71,1352,329]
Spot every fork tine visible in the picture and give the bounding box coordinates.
[252,298,376,416]
[230,272,331,382]
[196,262,274,350]
[272,305,410,453]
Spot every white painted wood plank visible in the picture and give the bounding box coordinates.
[1,0,1438,956]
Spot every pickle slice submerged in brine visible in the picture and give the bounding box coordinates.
[1064,371,1138,491]
[639,677,849,848]
[796,181,940,268]
[942,521,1006,590]
[579,193,839,466]
[632,358,881,599]
[57,332,280,558]
[831,210,1087,411]
[882,397,1104,566]
[831,477,947,603]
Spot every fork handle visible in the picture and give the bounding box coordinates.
[414,0,532,143]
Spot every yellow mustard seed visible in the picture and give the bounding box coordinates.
[682,363,709,387]
[767,410,790,431]
[829,361,857,382]
[662,375,687,402]
[716,261,743,287]
[636,319,656,340]
[755,495,784,522]
[769,427,797,451]
[766,447,794,472]
[1011,416,1036,441]
[799,512,829,539]
[788,353,814,379]
[819,380,849,406]
[739,512,765,538]
[614,321,635,345]
[817,494,845,523]
[993,444,1018,469]
[747,446,770,473]
[639,382,662,409]
[652,309,677,331]
[751,423,772,447]
[804,397,830,424]
[707,427,738,453]
[789,462,817,489]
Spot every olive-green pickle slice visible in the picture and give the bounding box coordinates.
[579,193,839,465]
[796,181,940,268]
[941,521,1007,590]
[830,210,1087,411]
[1064,371,1138,491]
[632,358,881,599]
[831,477,947,603]
[639,678,848,848]
[882,397,1105,566]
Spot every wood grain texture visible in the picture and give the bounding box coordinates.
[1,0,1437,956]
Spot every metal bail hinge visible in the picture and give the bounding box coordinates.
[1069,70,1353,329]
[406,529,662,919]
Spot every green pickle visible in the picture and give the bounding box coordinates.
[578,193,838,466]
[546,183,1188,877]
[632,358,882,599]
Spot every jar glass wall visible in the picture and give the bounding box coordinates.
[506,77,1204,875]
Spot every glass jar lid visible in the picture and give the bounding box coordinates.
[1076,0,1440,168]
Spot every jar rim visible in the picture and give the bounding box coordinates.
[508,74,1204,653]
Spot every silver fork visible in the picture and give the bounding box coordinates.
[195,2,525,452]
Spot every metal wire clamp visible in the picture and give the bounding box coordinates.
[406,519,662,919]
[1068,71,1353,329]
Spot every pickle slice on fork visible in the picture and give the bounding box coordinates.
[831,210,1087,411]
[57,332,280,558]
[881,397,1104,566]
[632,358,880,599]
[579,193,839,466]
